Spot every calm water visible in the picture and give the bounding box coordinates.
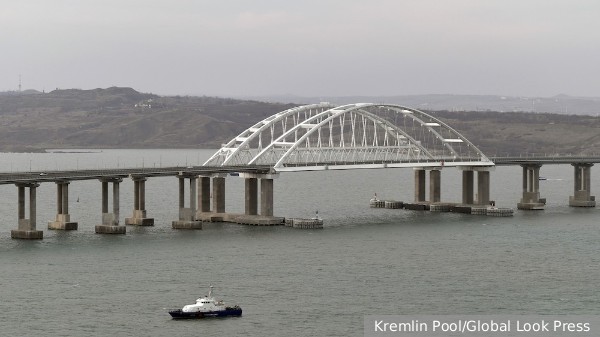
[1,149,599,337]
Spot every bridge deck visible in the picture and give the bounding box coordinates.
[491,156,600,165]
[2,156,599,184]
[0,166,271,185]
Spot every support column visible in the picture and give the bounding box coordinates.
[48,181,78,230]
[234,172,282,225]
[134,180,140,211]
[459,166,494,207]
[414,169,426,202]
[190,176,197,215]
[12,183,43,239]
[462,170,474,204]
[126,176,154,226]
[140,179,146,211]
[18,185,25,220]
[212,177,226,214]
[245,178,258,215]
[102,181,109,213]
[172,174,202,229]
[113,179,120,223]
[178,177,185,208]
[569,163,596,207]
[429,169,441,203]
[260,178,274,216]
[476,171,490,205]
[517,164,546,210]
[95,178,126,234]
[199,176,211,212]
[57,183,63,214]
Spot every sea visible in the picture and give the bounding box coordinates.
[0,149,599,337]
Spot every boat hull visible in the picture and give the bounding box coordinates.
[168,307,242,319]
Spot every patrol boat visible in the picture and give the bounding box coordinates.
[168,286,242,319]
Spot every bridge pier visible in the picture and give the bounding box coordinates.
[261,178,274,216]
[459,167,493,205]
[517,164,546,210]
[413,168,441,203]
[199,176,211,212]
[414,169,426,202]
[196,174,244,223]
[95,178,126,234]
[48,181,78,230]
[172,175,202,229]
[429,169,441,203]
[125,176,154,226]
[11,183,43,239]
[216,172,282,225]
[212,176,226,214]
[414,167,442,203]
[245,177,258,215]
[242,174,277,217]
[462,170,474,204]
[477,170,490,205]
[569,163,596,207]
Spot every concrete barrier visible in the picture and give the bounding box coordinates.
[285,218,323,229]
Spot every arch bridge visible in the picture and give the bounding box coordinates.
[5,103,597,240]
[200,103,498,218]
[204,103,494,171]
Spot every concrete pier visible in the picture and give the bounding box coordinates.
[95,178,126,234]
[172,175,202,229]
[197,172,280,225]
[413,168,442,203]
[261,178,274,216]
[212,176,226,214]
[569,163,596,207]
[125,176,154,226]
[414,169,426,202]
[477,170,490,205]
[429,169,441,203]
[462,170,474,204]
[245,177,258,215]
[48,181,78,230]
[459,166,493,205]
[517,164,546,210]
[198,176,211,212]
[11,183,43,239]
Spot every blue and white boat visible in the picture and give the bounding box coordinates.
[168,286,242,319]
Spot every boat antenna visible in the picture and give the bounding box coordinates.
[208,285,213,298]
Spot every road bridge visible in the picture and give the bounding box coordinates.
[4,103,597,239]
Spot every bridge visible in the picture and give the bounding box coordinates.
[204,103,493,170]
[4,103,597,239]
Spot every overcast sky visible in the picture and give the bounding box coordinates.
[1,0,599,97]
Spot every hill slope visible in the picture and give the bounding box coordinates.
[0,87,598,156]
[0,87,293,151]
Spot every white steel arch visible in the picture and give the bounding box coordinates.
[204,103,493,171]
[204,103,335,166]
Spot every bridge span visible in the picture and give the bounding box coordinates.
[3,103,597,239]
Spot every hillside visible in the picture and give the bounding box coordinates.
[0,87,598,156]
[0,87,293,152]
[245,93,600,115]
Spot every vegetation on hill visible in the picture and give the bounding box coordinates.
[433,110,600,156]
[0,87,293,151]
[0,87,598,156]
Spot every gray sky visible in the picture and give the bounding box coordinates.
[2,0,599,97]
